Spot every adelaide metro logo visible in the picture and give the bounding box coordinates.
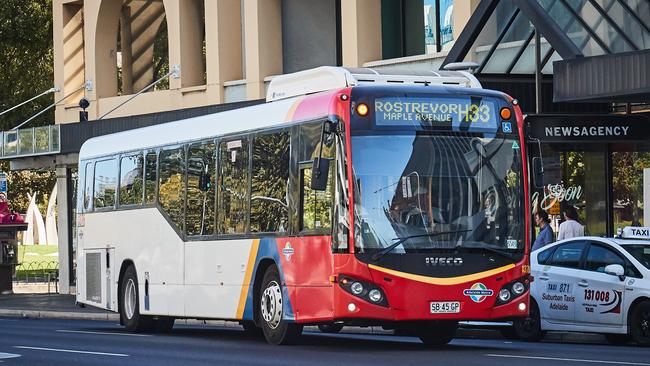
[463,283,494,303]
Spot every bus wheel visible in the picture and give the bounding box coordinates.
[417,321,457,346]
[318,324,343,334]
[258,266,302,345]
[120,266,153,332]
[630,301,650,346]
[512,300,545,342]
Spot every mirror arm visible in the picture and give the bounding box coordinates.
[529,137,544,175]
[315,121,328,179]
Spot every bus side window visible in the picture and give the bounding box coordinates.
[251,132,290,233]
[186,141,216,236]
[119,153,144,206]
[84,162,94,211]
[218,138,249,234]
[300,163,334,232]
[158,146,186,233]
[144,151,157,204]
[94,159,117,209]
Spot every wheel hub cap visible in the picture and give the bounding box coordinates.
[260,281,283,329]
[124,279,136,320]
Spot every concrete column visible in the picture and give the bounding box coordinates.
[453,0,481,41]
[177,0,205,88]
[56,167,72,295]
[340,0,381,67]
[128,1,166,91]
[54,1,86,123]
[244,0,282,100]
[120,6,135,95]
[205,0,242,102]
[643,168,650,226]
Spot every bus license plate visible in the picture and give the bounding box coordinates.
[430,301,460,314]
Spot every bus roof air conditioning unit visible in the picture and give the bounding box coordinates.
[266,66,482,102]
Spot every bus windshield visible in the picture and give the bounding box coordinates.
[350,95,524,255]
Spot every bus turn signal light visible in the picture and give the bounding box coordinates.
[500,107,512,120]
[356,103,369,116]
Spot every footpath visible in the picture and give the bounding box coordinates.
[0,292,606,344]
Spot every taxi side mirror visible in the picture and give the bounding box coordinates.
[604,264,625,281]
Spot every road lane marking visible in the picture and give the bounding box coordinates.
[14,346,128,357]
[56,329,151,337]
[486,354,650,365]
[0,353,21,360]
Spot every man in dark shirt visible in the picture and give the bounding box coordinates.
[532,210,553,251]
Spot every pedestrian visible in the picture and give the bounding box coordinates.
[532,210,553,251]
[557,205,584,240]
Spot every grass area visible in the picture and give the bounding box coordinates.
[17,245,58,265]
[14,245,59,281]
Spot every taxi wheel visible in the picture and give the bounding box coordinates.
[258,266,303,345]
[512,300,545,342]
[605,333,630,345]
[417,321,458,346]
[630,301,650,346]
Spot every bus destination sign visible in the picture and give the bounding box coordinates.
[374,97,498,131]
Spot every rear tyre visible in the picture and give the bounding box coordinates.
[630,301,650,346]
[119,265,154,332]
[417,321,457,346]
[605,333,630,345]
[258,266,303,345]
[318,324,344,334]
[512,300,545,342]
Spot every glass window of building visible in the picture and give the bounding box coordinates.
[119,154,144,206]
[251,132,290,233]
[159,146,186,232]
[94,159,117,209]
[218,138,249,234]
[612,150,650,229]
[186,141,216,236]
[144,151,157,204]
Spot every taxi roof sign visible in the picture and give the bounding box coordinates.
[620,226,650,240]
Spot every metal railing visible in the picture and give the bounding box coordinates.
[13,260,59,285]
[0,125,61,159]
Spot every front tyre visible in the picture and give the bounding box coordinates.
[630,301,650,346]
[120,266,153,332]
[417,321,457,346]
[258,266,302,345]
[512,299,545,342]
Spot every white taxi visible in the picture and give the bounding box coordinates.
[511,227,650,345]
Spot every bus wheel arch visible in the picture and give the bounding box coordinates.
[252,258,277,327]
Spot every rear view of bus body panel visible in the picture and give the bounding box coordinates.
[77,208,185,317]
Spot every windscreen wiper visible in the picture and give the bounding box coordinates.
[371,230,471,262]
[456,242,518,262]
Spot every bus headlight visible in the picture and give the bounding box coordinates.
[512,282,525,295]
[351,282,364,295]
[368,289,382,303]
[499,289,511,302]
[338,275,389,307]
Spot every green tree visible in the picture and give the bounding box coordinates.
[0,0,56,215]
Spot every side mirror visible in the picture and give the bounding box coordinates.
[310,157,330,191]
[532,157,544,189]
[604,264,625,281]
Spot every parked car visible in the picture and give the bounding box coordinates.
[507,226,650,346]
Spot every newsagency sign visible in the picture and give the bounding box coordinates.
[526,114,650,142]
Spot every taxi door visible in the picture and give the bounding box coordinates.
[536,241,586,324]
[573,241,627,326]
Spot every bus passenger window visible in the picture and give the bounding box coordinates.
[186,141,216,236]
[158,147,186,232]
[94,159,117,209]
[144,152,157,204]
[300,164,334,232]
[119,154,144,206]
[218,139,249,234]
[84,162,94,211]
[251,132,289,233]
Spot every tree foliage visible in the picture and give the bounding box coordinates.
[0,0,56,215]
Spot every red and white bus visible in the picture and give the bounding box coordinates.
[75,67,531,345]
